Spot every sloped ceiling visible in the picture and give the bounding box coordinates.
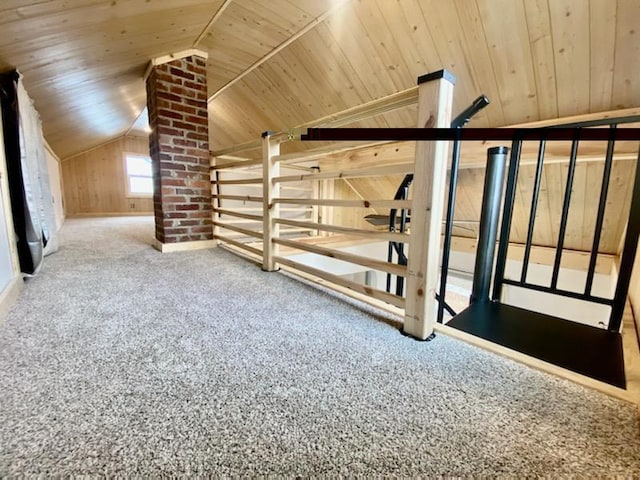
[1,0,639,160]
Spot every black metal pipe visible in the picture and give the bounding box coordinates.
[608,147,640,332]
[492,140,522,302]
[520,140,546,283]
[550,135,580,289]
[585,125,616,295]
[437,132,462,322]
[471,146,509,303]
[451,95,490,128]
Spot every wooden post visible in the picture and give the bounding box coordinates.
[262,132,280,271]
[404,70,456,340]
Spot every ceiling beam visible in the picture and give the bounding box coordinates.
[208,0,351,104]
[192,0,234,49]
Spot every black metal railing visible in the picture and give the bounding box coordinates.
[490,118,640,332]
[385,95,490,306]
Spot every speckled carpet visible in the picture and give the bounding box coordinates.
[0,216,639,476]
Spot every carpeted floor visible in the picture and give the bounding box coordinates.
[0,216,639,476]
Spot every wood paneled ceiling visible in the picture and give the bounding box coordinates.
[1,0,638,159]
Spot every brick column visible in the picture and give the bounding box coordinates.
[146,51,214,252]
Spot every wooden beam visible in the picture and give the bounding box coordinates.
[214,234,262,257]
[273,198,412,209]
[262,133,280,271]
[273,237,408,277]
[274,217,410,243]
[213,178,263,185]
[273,163,413,183]
[208,0,350,103]
[212,157,262,170]
[192,0,234,48]
[404,70,455,340]
[274,140,393,164]
[213,194,264,203]
[274,256,406,309]
[212,221,263,239]
[213,208,262,222]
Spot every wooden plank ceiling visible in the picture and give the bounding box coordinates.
[1,0,639,253]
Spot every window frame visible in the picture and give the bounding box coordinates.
[123,152,153,198]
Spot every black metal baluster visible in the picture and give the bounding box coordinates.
[608,146,640,332]
[550,134,580,289]
[492,139,522,302]
[585,124,616,296]
[520,140,546,283]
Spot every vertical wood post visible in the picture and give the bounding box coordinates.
[262,131,280,270]
[404,70,456,340]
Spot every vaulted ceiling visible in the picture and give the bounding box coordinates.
[1,0,639,160]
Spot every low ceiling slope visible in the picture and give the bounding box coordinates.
[0,0,337,158]
[0,0,639,159]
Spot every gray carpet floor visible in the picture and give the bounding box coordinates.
[1,216,639,476]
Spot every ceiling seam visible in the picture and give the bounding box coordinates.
[192,0,235,48]
[208,0,352,104]
[122,0,234,138]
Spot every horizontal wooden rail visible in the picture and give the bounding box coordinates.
[274,218,410,243]
[273,162,413,183]
[274,256,406,308]
[211,139,261,157]
[274,237,407,277]
[215,234,262,256]
[213,221,263,239]
[273,198,412,209]
[213,194,264,203]
[212,158,263,170]
[213,208,263,222]
[280,228,313,234]
[212,178,263,186]
[273,140,395,164]
[280,185,313,192]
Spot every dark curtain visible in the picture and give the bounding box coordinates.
[0,70,43,274]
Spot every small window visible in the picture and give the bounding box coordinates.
[124,153,153,196]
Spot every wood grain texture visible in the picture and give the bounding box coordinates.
[61,135,152,216]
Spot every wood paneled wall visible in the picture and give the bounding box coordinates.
[61,135,153,216]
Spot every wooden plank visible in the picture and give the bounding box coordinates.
[212,194,264,203]
[274,217,410,243]
[273,163,413,183]
[589,0,617,112]
[404,72,454,340]
[523,0,559,120]
[274,237,407,277]
[213,178,263,186]
[274,140,394,164]
[274,256,406,308]
[262,133,280,271]
[213,158,263,170]
[212,221,263,240]
[273,198,412,209]
[213,208,263,222]
[214,234,263,257]
[477,0,539,124]
[612,0,640,110]
[208,0,350,102]
[549,0,590,118]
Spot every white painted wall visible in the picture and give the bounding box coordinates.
[44,144,64,230]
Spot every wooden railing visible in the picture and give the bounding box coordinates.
[210,70,456,340]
